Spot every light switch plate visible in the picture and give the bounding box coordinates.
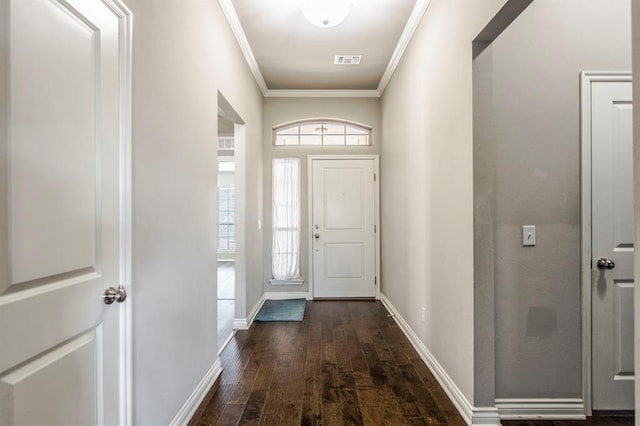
[522,225,536,246]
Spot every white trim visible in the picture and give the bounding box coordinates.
[233,293,265,330]
[496,398,586,420]
[377,0,433,96]
[265,89,379,98]
[471,407,501,426]
[217,255,235,262]
[168,358,223,426]
[217,0,268,95]
[265,291,311,300]
[579,71,632,416]
[378,293,500,426]
[231,122,247,340]
[105,1,134,424]
[268,278,305,286]
[232,318,248,330]
[217,0,433,98]
[217,329,237,357]
[307,155,380,300]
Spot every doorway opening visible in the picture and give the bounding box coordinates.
[217,113,236,351]
[217,92,245,353]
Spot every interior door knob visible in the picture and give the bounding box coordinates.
[314,233,320,239]
[103,286,127,304]
[596,257,615,270]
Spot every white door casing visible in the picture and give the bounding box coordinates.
[310,157,379,298]
[0,0,132,424]
[581,72,634,412]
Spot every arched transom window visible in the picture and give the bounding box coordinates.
[273,119,371,146]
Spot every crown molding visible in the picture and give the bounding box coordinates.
[376,0,433,96]
[218,0,268,95]
[219,0,433,99]
[265,89,380,98]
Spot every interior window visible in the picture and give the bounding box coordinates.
[218,186,235,251]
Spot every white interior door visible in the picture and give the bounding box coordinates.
[591,79,634,410]
[312,158,377,298]
[0,0,131,424]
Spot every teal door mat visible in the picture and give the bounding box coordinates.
[255,299,306,322]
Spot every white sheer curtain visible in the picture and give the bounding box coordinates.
[272,158,301,280]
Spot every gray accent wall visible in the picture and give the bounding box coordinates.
[475,0,631,399]
[473,40,498,407]
[129,1,263,424]
[262,98,381,295]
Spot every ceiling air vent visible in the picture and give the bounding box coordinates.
[334,54,361,65]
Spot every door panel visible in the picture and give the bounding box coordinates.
[1,331,99,426]
[324,168,363,230]
[10,0,98,284]
[0,0,130,424]
[613,282,634,375]
[312,159,376,298]
[325,243,364,278]
[591,80,634,409]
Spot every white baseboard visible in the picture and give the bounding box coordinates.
[496,398,586,420]
[232,293,266,330]
[217,329,237,356]
[378,293,500,426]
[169,358,223,426]
[378,293,476,423]
[268,278,305,286]
[265,291,311,300]
[232,318,248,330]
[471,407,501,425]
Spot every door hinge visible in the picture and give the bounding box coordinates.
[375,276,377,285]
[374,224,377,233]
[374,173,377,182]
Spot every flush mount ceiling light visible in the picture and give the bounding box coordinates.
[300,0,353,28]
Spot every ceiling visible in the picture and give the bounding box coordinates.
[220,0,431,97]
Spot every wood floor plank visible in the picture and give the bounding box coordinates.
[190,301,633,426]
[215,403,245,426]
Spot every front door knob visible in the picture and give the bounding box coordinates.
[596,257,615,270]
[103,286,127,304]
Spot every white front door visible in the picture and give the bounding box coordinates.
[590,78,634,410]
[0,0,131,424]
[311,158,377,298]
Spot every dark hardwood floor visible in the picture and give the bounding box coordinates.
[191,300,466,425]
[190,300,634,426]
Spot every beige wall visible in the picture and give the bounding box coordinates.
[129,0,263,423]
[262,97,381,294]
[381,0,506,404]
[125,0,640,421]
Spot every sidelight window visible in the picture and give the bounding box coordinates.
[272,158,301,280]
